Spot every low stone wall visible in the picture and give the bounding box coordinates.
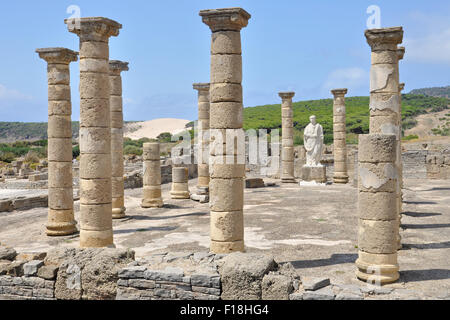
[124,163,198,190]
[0,246,438,300]
[0,195,48,212]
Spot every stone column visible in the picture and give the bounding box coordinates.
[36,47,78,236]
[365,27,402,253]
[65,17,122,248]
[142,143,163,208]
[109,60,129,219]
[193,83,210,195]
[279,92,296,183]
[170,167,190,199]
[356,134,399,284]
[331,88,349,184]
[200,8,250,253]
[396,46,405,250]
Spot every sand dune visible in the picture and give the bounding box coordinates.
[124,118,190,140]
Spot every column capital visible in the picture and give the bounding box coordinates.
[331,88,348,97]
[36,47,78,64]
[200,7,251,32]
[109,60,129,74]
[65,17,122,42]
[365,27,403,51]
[399,83,405,92]
[278,91,295,100]
[397,46,405,60]
[193,83,210,91]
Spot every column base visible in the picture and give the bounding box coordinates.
[46,221,78,237]
[196,186,209,195]
[355,251,399,285]
[79,229,114,248]
[210,240,245,254]
[333,175,349,184]
[170,191,190,199]
[281,177,297,183]
[141,198,164,208]
[112,207,127,219]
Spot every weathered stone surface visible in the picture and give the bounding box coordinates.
[218,253,277,300]
[303,287,335,300]
[0,247,17,261]
[118,266,147,279]
[37,265,59,280]
[23,260,44,277]
[302,277,330,291]
[245,178,265,188]
[54,248,134,300]
[261,273,294,300]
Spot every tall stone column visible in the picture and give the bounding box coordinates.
[279,92,296,183]
[331,88,349,184]
[193,83,210,195]
[200,8,250,253]
[396,46,405,250]
[142,143,163,208]
[356,134,399,284]
[66,17,122,248]
[365,27,402,253]
[36,47,78,236]
[109,60,129,219]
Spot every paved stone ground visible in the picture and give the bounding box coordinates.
[0,178,448,299]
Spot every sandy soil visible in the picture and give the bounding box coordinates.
[124,118,190,140]
[405,109,449,139]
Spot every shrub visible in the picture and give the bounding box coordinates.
[124,145,142,156]
[402,134,419,141]
[72,145,80,159]
[24,150,40,163]
[0,152,16,163]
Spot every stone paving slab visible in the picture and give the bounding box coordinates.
[0,177,448,299]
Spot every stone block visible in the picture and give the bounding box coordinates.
[302,277,330,291]
[301,165,326,183]
[23,260,44,277]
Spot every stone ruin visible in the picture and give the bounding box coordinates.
[0,7,449,301]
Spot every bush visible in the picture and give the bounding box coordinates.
[0,152,16,163]
[24,150,40,163]
[72,145,80,159]
[402,134,419,141]
[157,132,172,143]
[124,145,142,156]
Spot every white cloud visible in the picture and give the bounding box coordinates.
[322,67,369,93]
[403,28,450,64]
[0,84,32,101]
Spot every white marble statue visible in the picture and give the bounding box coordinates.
[304,115,324,167]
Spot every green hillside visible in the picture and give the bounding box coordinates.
[410,86,450,98]
[243,94,450,145]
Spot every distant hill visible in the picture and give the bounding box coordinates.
[243,93,449,144]
[0,91,448,143]
[410,86,450,98]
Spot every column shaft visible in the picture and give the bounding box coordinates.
[170,167,190,199]
[66,17,122,247]
[36,48,78,236]
[193,83,211,195]
[279,92,295,183]
[142,143,164,207]
[365,27,403,253]
[356,134,399,284]
[331,88,349,184]
[109,60,129,219]
[200,7,251,253]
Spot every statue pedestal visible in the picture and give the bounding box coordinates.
[301,165,326,183]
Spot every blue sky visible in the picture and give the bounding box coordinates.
[0,0,449,122]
